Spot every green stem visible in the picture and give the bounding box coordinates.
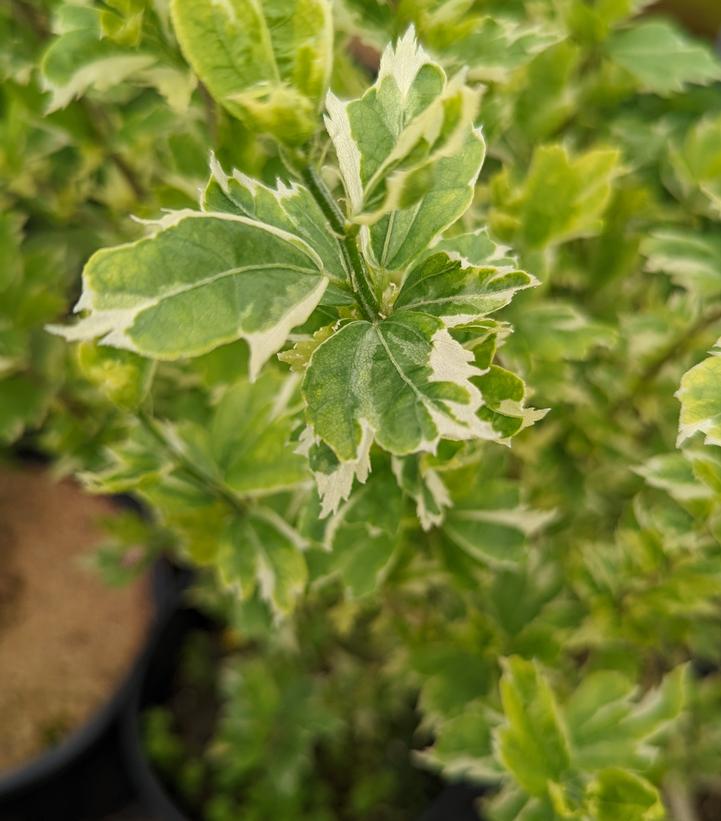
[82,101,147,200]
[198,82,219,146]
[639,305,721,385]
[13,0,49,39]
[301,166,379,322]
[611,305,721,415]
[137,409,245,515]
[664,775,701,821]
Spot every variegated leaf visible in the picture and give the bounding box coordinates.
[219,507,308,617]
[41,3,194,112]
[443,480,554,566]
[313,469,403,597]
[491,145,619,250]
[495,657,571,798]
[302,310,499,513]
[296,427,372,518]
[76,341,154,410]
[207,371,309,495]
[50,210,328,379]
[473,365,547,442]
[434,229,519,269]
[677,353,721,448]
[585,769,664,821]
[203,156,352,304]
[635,452,713,503]
[564,665,687,771]
[366,129,485,272]
[644,228,721,297]
[668,115,721,218]
[606,21,721,95]
[504,302,616,363]
[440,16,558,83]
[394,251,537,327]
[171,0,332,144]
[392,454,451,531]
[325,27,485,271]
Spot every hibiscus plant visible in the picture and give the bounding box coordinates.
[11,0,721,817]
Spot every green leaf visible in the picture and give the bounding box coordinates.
[564,672,636,752]
[317,469,403,597]
[302,310,498,512]
[489,560,564,639]
[495,657,571,798]
[443,480,553,566]
[439,16,558,83]
[393,251,537,327]
[208,372,308,495]
[563,0,651,44]
[677,354,721,449]
[606,21,721,95]
[585,769,664,820]
[216,656,341,799]
[326,27,485,270]
[219,507,308,617]
[100,0,146,47]
[392,454,450,530]
[492,145,619,250]
[0,327,27,375]
[635,452,712,503]
[512,41,581,142]
[277,325,335,373]
[297,430,372,518]
[412,644,493,722]
[51,210,328,379]
[41,3,195,112]
[505,302,616,363]
[473,365,547,441]
[614,664,687,740]
[0,212,24,292]
[417,706,500,782]
[76,341,154,410]
[0,374,50,443]
[170,0,332,144]
[644,228,721,297]
[564,666,686,771]
[204,156,350,299]
[669,115,721,217]
[486,787,556,821]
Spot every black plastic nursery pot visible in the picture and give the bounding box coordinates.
[0,671,139,821]
[122,608,213,821]
[121,606,484,821]
[0,447,192,813]
[0,458,184,821]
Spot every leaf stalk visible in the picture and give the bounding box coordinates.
[137,408,245,515]
[612,305,721,414]
[301,165,379,322]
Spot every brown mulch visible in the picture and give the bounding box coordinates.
[0,465,150,772]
